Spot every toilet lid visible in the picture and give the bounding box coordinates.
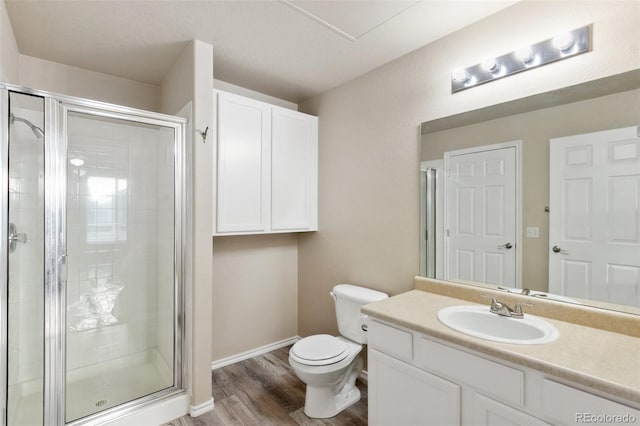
[291,335,348,364]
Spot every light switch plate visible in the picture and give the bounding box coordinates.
[526,227,540,238]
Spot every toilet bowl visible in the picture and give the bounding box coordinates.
[289,284,388,418]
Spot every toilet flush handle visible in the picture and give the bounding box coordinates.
[361,314,369,332]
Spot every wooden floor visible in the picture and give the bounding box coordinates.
[163,345,367,426]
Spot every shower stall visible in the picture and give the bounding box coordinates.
[1,85,187,425]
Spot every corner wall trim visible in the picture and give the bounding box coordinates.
[211,336,300,370]
[189,397,214,417]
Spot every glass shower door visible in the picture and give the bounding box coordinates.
[64,110,177,422]
[5,91,46,426]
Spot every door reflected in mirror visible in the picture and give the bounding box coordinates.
[420,70,640,314]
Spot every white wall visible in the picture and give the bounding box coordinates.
[213,79,297,110]
[19,55,159,111]
[297,1,640,337]
[160,45,193,116]
[212,234,299,361]
[159,40,214,411]
[0,0,19,83]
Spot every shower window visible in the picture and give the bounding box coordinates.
[84,176,128,244]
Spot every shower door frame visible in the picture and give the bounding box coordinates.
[0,83,189,426]
[0,88,9,426]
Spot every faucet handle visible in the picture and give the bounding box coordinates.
[480,294,501,311]
[512,301,534,318]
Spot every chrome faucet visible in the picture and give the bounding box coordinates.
[497,286,531,296]
[481,294,531,319]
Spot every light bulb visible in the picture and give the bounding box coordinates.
[515,45,534,63]
[70,158,84,167]
[552,32,574,51]
[481,57,499,73]
[452,68,469,82]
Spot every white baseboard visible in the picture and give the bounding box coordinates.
[211,336,300,370]
[189,397,214,417]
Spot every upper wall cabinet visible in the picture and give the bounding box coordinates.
[214,91,318,235]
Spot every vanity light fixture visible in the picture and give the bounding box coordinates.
[481,57,500,73]
[515,45,535,64]
[451,25,590,93]
[452,68,470,82]
[552,32,574,52]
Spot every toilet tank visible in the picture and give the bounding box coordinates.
[332,284,388,344]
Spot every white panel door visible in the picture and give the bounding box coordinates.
[216,92,271,233]
[271,106,318,231]
[445,144,519,287]
[549,126,640,306]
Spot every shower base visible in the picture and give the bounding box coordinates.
[8,349,172,425]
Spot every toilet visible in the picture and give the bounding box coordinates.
[289,284,388,418]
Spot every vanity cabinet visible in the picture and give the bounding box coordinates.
[214,91,318,235]
[368,318,639,426]
[471,393,551,426]
[368,349,461,426]
[540,379,639,425]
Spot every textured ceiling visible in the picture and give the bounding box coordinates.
[5,0,516,103]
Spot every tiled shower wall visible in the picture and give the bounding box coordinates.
[66,115,174,372]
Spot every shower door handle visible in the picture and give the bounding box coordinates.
[8,223,27,253]
[59,253,68,281]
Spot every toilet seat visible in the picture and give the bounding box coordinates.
[291,334,349,366]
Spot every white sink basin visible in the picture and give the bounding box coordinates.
[437,305,559,345]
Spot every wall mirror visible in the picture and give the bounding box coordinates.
[419,69,640,315]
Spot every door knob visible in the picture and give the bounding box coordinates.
[497,242,513,249]
[552,245,568,254]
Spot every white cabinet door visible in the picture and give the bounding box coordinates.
[541,379,640,426]
[216,92,270,233]
[271,107,318,231]
[214,91,318,235]
[471,393,551,426]
[369,348,461,426]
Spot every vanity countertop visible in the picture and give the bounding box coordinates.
[362,289,640,405]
